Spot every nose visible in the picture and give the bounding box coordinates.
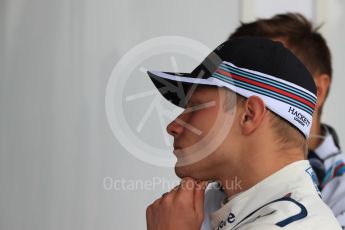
[167,119,182,137]
[166,113,187,137]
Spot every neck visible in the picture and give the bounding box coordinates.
[307,114,323,150]
[219,144,305,199]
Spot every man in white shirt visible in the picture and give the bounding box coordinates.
[146,37,342,229]
[202,13,345,230]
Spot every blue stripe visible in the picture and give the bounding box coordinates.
[213,73,313,115]
[335,160,344,167]
[220,63,317,104]
[220,65,317,106]
[322,167,333,185]
[275,197,308,227]
[321,160,345,186]
[213,73,314,114]
[232,196,308,228]
[219,63,317,104]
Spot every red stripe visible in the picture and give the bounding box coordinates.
[216,69,315,109]
[333,162,345,177]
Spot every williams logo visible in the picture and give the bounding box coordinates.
[288,107,310,127]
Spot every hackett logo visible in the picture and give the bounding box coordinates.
[288,107,310,127]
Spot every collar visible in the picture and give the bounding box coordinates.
[210,160,318,229]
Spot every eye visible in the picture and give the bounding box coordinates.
[184,103,198,113]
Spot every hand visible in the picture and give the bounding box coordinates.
[146,177,208,230]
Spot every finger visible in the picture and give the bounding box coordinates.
[151,196,161,207]
[168,185,179,197]
[172,184,180,191]
[158,191,171,205]
[167,184,179,197]
[146,204,154,229]
[177,177,196,195]
[175,177,197,205]
[161,192,169,198]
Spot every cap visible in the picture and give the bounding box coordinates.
[147,37,317,138]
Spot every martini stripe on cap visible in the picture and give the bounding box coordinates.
[219,63,317,104]
[213,73,313,115]
[215,69,315,110]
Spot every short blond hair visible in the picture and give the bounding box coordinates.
[269,111,307,151]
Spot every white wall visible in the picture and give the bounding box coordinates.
[320,0,345,143]
[0,1,240,229]
[1,1,344,230]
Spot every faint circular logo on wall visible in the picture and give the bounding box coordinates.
[105,36,236,167]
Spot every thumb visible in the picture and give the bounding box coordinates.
[194,181,209,218]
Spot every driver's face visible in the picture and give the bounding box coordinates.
[166,85,238,179]
[167,86,218,148]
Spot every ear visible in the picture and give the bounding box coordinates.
[314,74,331,110]
[240,96,266,136]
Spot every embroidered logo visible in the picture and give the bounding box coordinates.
[216,212,236,230]
[288,107,310,127]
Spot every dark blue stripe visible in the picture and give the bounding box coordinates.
[213,73,313,115]
[219,63,317,104]
[220,63,317,104]
[275,198,308,227]
[213,73,314,114]
[232,196,308,229]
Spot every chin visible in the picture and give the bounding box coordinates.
[174,163,200,180]
[174,165,188,179]
[174,162,208,181]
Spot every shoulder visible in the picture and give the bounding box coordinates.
[236,195,341,230]
[241,221,340,230]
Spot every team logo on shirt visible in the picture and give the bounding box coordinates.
[216,212,236,230]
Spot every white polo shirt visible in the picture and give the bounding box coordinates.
[201,161,342,229]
